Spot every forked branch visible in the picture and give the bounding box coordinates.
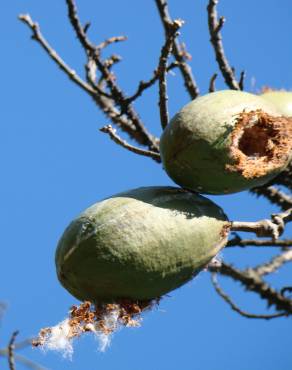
[231,206,292,239]
[209,261,292,314]
[100,125,161,162]
[211,274,287,319]
[155,0,199,99]
[158,19,184,129]
[207,0,240,90]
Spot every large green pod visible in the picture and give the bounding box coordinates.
[56,187,229,302]
[261,91,292,117]
[160,90,292,194]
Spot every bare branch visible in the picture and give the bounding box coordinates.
[239,70,245,90]
[231,219,281,240]
[104,54,122,68]
[96,35,127,52]
[158,19,183,129]
[155,0,199,99]
[253,250,292,276]
[100,125,161,162]
[211,274,286,319]
[0,336,45,370]
[227,234,292,248]
[83,22,91,34]
[231,204,292,239]
[65,0,159,152]
[8,331,19,370]
[281,286,292,296]
[18,14,110,99]
[207,0,240,90]
[251,186,292,211]
[209,73,218,92]
[125,62,178,105]
[270,162,292,191]
[18,13,155,148]
[209,261,292,314]
[0,349,45,370]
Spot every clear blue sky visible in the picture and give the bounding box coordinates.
[1,1,292,369]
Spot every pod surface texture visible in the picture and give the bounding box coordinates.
[160,90,291,194]
[261,91,292,117]
[56,187,229,302]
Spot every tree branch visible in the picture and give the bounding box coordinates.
[8,331,18,370]
[209,73,218,92]
[18,14,110,99]
[65,0,159,152]
[125,62,179,105]
[227,234,292,248]
[96,35,127,52]
[209,261,292,314]
[100,125,161,162]
[239,70,245,90]
[158,19,183,129]
[251,186,292,211]
[207,0,240,90]
[253,250,292,276]
[271,162,292,191]
[211,274,286,319]
[18,13,145,146]
[155,0,199,99]
[231,206,292,239]
[0,337,45,370]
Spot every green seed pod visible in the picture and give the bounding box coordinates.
[261,91,292,117]
[56,187,229,303]
[160,90,292,194]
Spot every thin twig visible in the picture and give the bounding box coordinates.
[239,70,245,90]
[211,274,287,320]
[227,234,292,248]
[158,19,183,129]
[65,0,159,151]
[251,186,292,211]
[18,14,111,99]
[83,21,90,34]
[253,250,292,276]
[19,13,152,147]
[8,331,19,370]
[96,35,127,52]
[104,54,122,69]
[100,125,161,162]
[207,0,240,90]
[271,162,292,191]
[209,73,218,92]
[231,205,292,240]
[155,0,199,99]
[0,337,45,370]
[0,347,46,370]
[281,286,292,296]
[126,62,178,105]
[209,261,292,314]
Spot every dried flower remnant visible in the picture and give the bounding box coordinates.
[32,300,156,355]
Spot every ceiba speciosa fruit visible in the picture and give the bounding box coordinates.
[160,90,292,194]
[56,187,229,302]
[261,91,292,117]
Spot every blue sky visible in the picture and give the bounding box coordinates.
[1,1,292,369]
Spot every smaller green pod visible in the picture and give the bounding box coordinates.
[160,90,292,194]
[261,91,292,117]
[55,187,229,303]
